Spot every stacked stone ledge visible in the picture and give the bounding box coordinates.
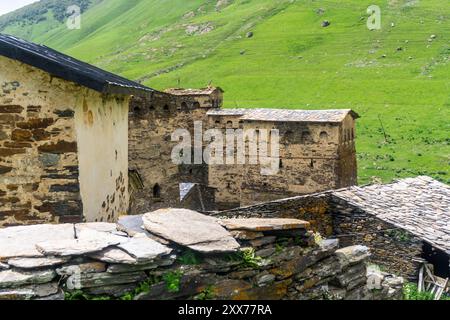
[0,209,399,300]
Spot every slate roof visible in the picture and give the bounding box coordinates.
[332,176,450,254]
[207,108,359,123]
[165,87,223,96]
[0,34,154,96]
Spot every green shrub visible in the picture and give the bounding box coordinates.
[163,271,184,293]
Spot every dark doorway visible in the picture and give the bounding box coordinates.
[153,184,161,198]
[422,242,450,278]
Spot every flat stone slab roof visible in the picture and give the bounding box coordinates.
[207,108,359,123]
[165,87,222,96]
[332,176,450,254]
[219,218,310,232]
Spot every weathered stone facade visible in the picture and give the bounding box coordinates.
[206,109,358,209]
[0,56,129,226]
[128,88,223,214]
[129,99,359,212]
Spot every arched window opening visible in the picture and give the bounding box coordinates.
[181,102,188,111]
[163,105,170,112]
[153,184,161,198]
[226,121,233,128]
[320,131,329,141]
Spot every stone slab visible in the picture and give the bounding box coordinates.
[0,263,9,270]
[0,282,59,300]
[335,245,370,268]
[56,262,106,276]
[117,235,172,263]
[7,257,70,269]
[0,269,56,289]
[117,215,150,237]
[75,222,118,234]
[35,290,65,301]
[66,271,147,290]
[219,218,310,232]
[230,230,264,240]
[90,248,138,265]
[249,236,277,247]
[0,224,75,260]
[117,215,170,244]
[85,283,138,298]
[143,209,240,253]
[36,228,128,257]
[107,263,158,274]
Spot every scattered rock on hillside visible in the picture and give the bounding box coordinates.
[428,34,437,42]
[216,0,231,10]
[246,31,254,38]
[185,23,214,36]
[316,8,325,15]
[322,20,330,27]
[183,11,195,19]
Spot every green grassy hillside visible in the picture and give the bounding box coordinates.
[1,0,449,185]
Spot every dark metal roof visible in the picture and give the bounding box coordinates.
[0,34,154,96]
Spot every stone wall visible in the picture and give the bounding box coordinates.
[216,193,335,237]
[216,192,427,281]
[0,56,130,226]
[329,195,424,280]
[0,211,387,301]
[128,90,219,214]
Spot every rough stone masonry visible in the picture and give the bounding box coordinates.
[0,209,403,300]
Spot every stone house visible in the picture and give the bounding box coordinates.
[128,95,359,213]
[330,176,450,280]
[0,34,153,226]
[207,108,359,209]
[217,176,450,280]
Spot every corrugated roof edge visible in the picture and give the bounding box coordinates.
[0,34,155,97]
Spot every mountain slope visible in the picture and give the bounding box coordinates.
[0,0,449,185]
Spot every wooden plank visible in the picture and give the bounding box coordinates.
[418,265,424,292]
[435,278,449,301]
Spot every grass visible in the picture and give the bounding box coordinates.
[403,283,450,300]
[1,0,448,185]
